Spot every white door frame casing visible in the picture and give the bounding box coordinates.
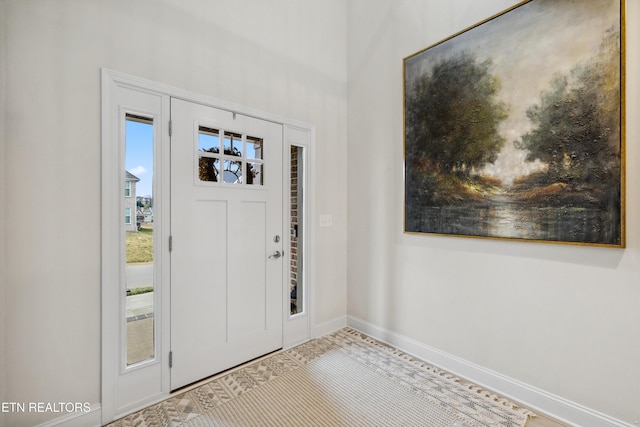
[283,126,314,347]
[101,73,171,423]
[101,69,316,424]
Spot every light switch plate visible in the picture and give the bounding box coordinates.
[319,214,332,227]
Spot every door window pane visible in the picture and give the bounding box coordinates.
[199,127,220,152]
[246,136,263,160]
[199,156,220,182]
[223,159,243,183]
[247,162,263,185]
[224,131,243,157]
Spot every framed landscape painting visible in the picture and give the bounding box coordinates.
[403,0,625,247]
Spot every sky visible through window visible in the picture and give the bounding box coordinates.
[126,119,154,197]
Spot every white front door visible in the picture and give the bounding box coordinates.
[170,98,284,390]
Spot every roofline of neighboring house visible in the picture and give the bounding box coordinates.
[125,171,141,182]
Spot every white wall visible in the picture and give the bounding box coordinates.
[2,1,347,425]
[347,0,639,424]
[0,1,7,425]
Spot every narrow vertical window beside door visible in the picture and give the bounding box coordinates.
[125,114,155,366]
[290,146,304,315]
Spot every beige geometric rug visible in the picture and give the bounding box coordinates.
[108,328,535,427]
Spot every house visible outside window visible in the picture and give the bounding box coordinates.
[125,171,141,232]
[125,207,132,225]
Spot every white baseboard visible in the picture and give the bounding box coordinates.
[34,404,101,427]
[313,315,347,339]
[34,316,631,427]
[347,315,633,427]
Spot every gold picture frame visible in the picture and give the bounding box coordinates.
[403,0,625,247]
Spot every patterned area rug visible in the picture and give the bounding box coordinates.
[108,328,535,427]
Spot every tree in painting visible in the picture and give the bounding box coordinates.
[515,28,621,205]
[407,54,507,175]
[405,53,508,217]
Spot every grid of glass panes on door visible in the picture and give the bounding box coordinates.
[198,126,264,185]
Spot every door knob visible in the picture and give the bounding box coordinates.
[268,250,283,260]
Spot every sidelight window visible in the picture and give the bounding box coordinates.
[289,145,305,316]
[124,114,155,366]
